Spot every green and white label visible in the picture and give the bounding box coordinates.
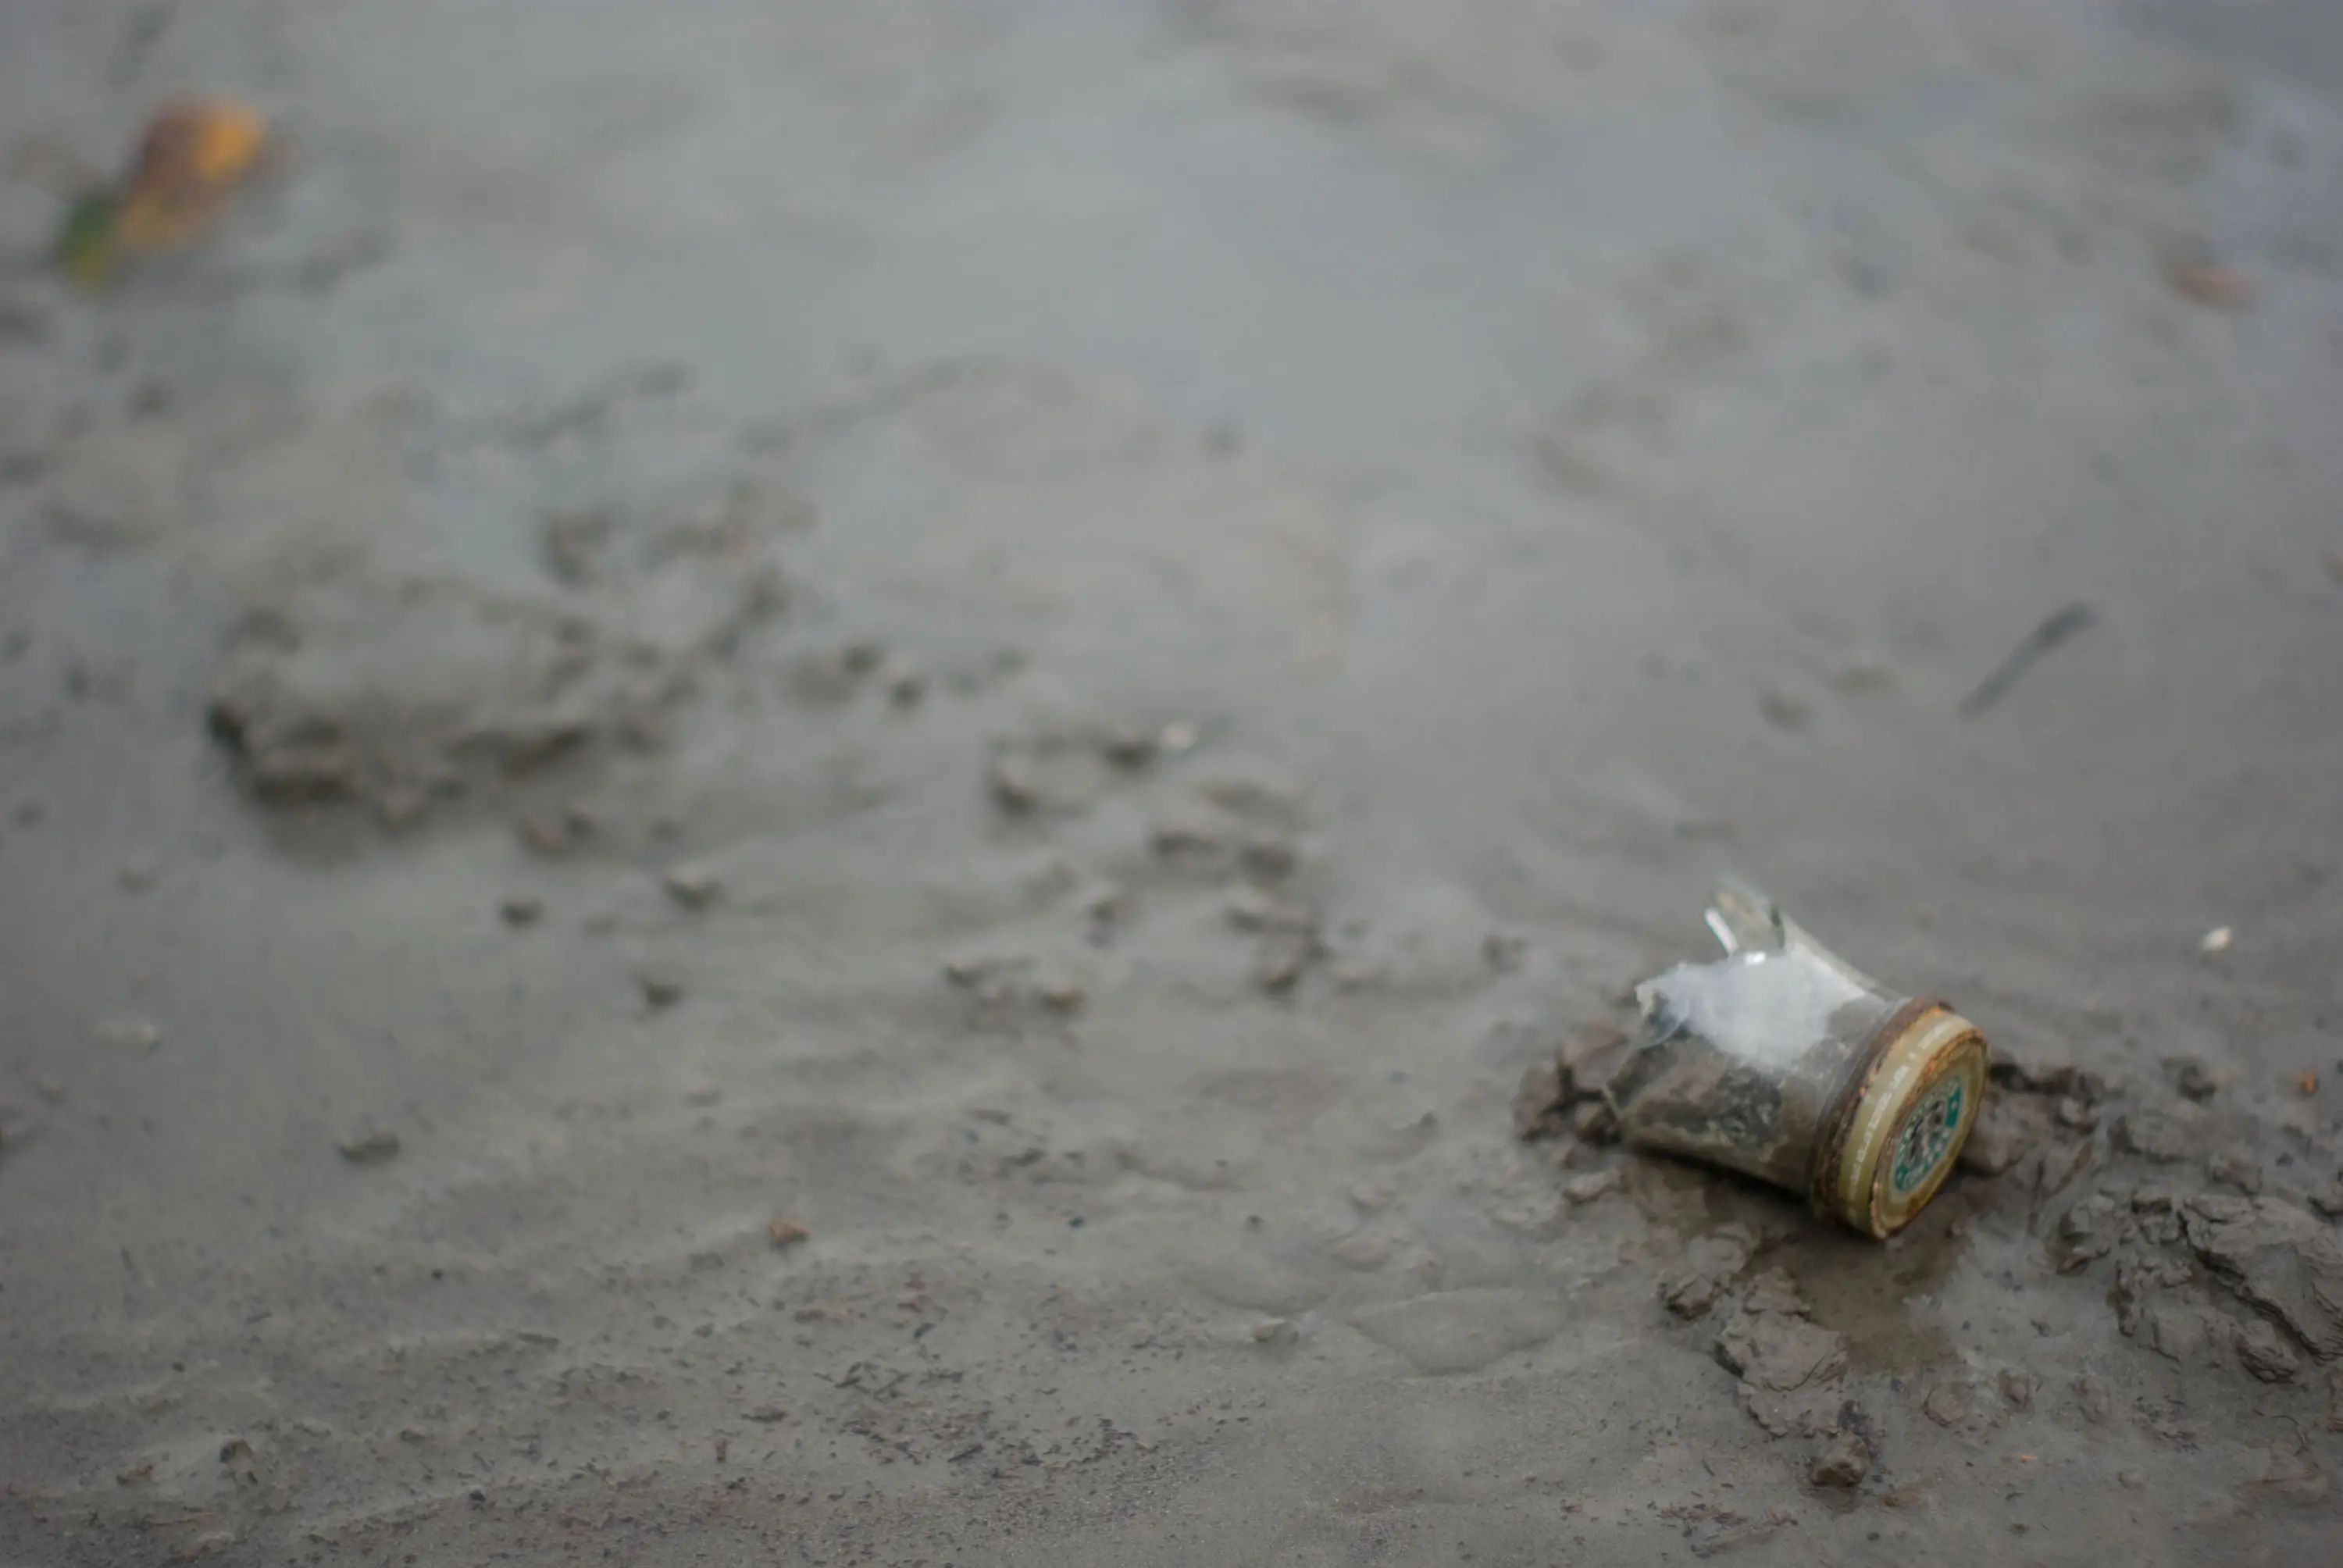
[1889,1078,1966,1198]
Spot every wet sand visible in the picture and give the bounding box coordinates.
[3,2,2341,1563]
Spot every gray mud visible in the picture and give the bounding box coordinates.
[4,2,2342,1564]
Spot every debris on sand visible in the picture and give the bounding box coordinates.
[1957,600,2096,718]
[637,968,684,1009]
[2163,257,2255,312]
[499,893,544,927]
[48,98,273,287]
[2199,925,2233,953]
[337,1127,400,1165]
[767,1216,810,1250]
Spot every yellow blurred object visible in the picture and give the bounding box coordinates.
[112,98,272,252]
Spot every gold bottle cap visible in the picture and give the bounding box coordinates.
[1818,1003,1988,1238]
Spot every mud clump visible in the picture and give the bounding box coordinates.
[1808,1431,1870,1489]
[2113,1107,2203,1164]
[1712,1270,1848,1438]
[206,552,783,825]
[1660,1224,1756,1318]
[2180,1195,2343,1360]
[1512,1022,1630,1142]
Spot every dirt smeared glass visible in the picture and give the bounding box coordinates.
[1609,880,1988,1238]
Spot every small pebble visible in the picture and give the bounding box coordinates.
[662,864,723,910]
[767,1216,811,1249]
[1809,1432,1870,1489]
[2200,925,2233,953]
[1564,1167,1623,1205]
[338,1128,401,1165]
[989,754,1043,815]
[500,893,544,927]
[1157,719,1200,756]
[1252,1317,1293,1344]
[879,657,925,707]
[637,969,684,1008]
[1035,978,1086,1014]
[93,1017,162,1053]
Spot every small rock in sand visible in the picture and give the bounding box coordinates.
[1513,1064,1567,1141]
[1034,978,1086,1014]
[637,969,684,1008]
[2180,1194,2343,1359]
[2172,1057,2220,1102]
[1237,836,1298,881]
[2236,1317,2302,1384]
[988,753,1044,815]
[1660,1226,1756,1318]
[1349,1181,1393,1213]
[1809,1431,1870,1489]
[1564,1167,1623,1206]
[879,657,925,707]
[2113,1107,2202,1163]
[1254,930,1319,994]
[1252,1317,1294,1344]
[2199,925,2233,953]
[2206,1150,2262,1195]
[767,1216,810,1249]
[93,1017,163,1053]
[1997,1368,2037,1409]
[1225,885,1311,935]
[662,863,723,909]
[338,1128,401,1165]
[1715,1274,1847,1392]
[499,893,544,927]
[1989,1053,2110,1102]
[2054,1192,2126,1272]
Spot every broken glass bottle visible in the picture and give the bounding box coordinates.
[1607,880,1988,1238]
